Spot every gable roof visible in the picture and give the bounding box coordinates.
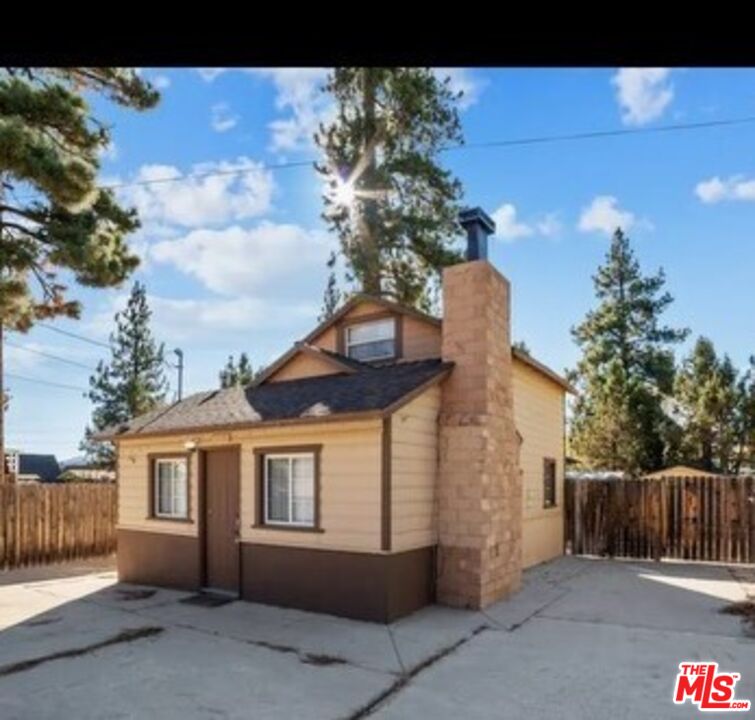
[18,454,60,483]
[511,347,576,394]
[99,358,452,441]
[303,293,441,346]
[254,342,361,386]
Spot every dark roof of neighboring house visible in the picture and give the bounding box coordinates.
[99,358,453,440]
[18,454,61,483]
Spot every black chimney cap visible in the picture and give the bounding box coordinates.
[459,207,496,261]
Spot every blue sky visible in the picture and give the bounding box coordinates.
[6,67,755,460]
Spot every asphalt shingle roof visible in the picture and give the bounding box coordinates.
[18,454,61,483]
[105,358,452,439]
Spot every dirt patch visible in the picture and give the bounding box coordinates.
[0,626,164,678]
[302,652,348,667]
[115,589,157,602]
[23,617,62,628]
[720,600,755,634]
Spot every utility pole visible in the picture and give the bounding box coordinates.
[173,349,184,401]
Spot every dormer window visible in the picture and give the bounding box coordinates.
[345,318,396,361]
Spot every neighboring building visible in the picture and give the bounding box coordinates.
[58,459,116,483]
[643,465,722,479]
[100,208,574,622]
[4,450,61,483]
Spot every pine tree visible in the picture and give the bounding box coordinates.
[674,337,740,472]
[570,229,689,473]
[0,68,159,331]
[315,68,464,311]
[319,251,342,322]
[219,353,255,388]
[82,282,167,465]
[733,356,755,474]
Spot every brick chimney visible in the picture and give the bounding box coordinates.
[437,207,522,609]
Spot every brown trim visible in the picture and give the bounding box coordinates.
[381,416,392,552]
[338,310,401,362]
[381,366,453,416]
[147,452,192,521]
[512,347,576,395]
[117,528,200,591]
[253,444,323,531]
[239,543,435,622]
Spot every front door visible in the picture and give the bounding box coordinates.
[203,447,240,593]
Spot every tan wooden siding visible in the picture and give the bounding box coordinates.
[402,316,441,360]
[117,418,384,553]
[117,439,199,537]
[391,386,441,551]
[513,358,565,568]
[266,353,342,382]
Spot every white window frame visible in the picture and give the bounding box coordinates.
[264,452,315,528]
[345,318,396,361]
[153,457,189,520]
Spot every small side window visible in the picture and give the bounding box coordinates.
[543,458,557,508]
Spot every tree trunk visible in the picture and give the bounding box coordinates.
[360,68,382,296]
[0,321,4,485]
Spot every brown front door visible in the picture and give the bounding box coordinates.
[203,447,240,593]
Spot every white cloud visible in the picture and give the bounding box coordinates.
[578,195,635,235]
[491,203,561,242]
[536,213,562,238]
[492,203,534,241]
[150,222,334,297]
[695,175,755,204]
[434,68,485,110]
[118,157,274,227]
[152,74,171,90]
[612,68,673,125]
[210,102,239,133]
[197,68,227,81]
[247,68,331,152]
[99,141,118,162]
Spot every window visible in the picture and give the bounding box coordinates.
[153,458,188,519]
[264,453,315,527]
[345,318,396,361]
[543,458,557,508]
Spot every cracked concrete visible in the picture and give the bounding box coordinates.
[1,556,753,719]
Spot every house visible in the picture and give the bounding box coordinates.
[643,465,722,479]
[4,449,61,483]
[100,208,574,622]
[59,457,116,483]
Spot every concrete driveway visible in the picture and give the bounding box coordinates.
[0,556,752,719]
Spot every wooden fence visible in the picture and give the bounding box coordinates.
[566,475,755,563]
[0,483,117,570]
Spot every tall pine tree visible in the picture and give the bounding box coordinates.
[83,283,167,465]
[674,337,740,472]
[219,353,254,388]
[315,68,464,311]
[570,229,688,473]
[318,251,342,322]
[0,68,158,331]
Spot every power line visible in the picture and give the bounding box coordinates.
[5,340,96,371]
[449,115,755,152]
[5,372,88,393]
[12,115,755,200]
[36,323,110,349]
